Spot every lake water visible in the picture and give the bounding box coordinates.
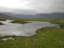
[0,20,60,36]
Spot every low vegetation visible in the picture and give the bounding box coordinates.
[11,19,64,28]
[9,18,54,21]
[0,19,6,21]
[11,20,30,24]
[0,27,64,48]
[50,19,64,24]
[0,22,4,25]
[50,19,64,28]
[0,18,64,48]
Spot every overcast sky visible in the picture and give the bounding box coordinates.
[0,0,64,14]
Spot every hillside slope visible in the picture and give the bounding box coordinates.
[35,13,64,19]
[3,13,64,19]
[0,13,14,19]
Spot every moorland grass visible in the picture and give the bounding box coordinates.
[11,19,64,28]
[11,20,30,24]
[50,19,64,28]
[0,19,6,21]
[9,18,54,22]
[0,18,64,48]
[0,27,64,48]
[50,19,64,24]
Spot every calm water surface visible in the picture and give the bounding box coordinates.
[0,20,60,36]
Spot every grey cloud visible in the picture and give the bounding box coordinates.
[28,0,64,13]
[49,0,64,13]
[0,7,14,12]
[11,9,37,15]
[0,0,64,14]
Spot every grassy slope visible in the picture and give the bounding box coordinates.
[0,27,64,48]
[0,13,15,19]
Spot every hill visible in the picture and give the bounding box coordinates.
[35,13,64,19]
[3,13,64,19]
[0,13,14,19]
[3,13,35,18]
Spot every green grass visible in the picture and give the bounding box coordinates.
[50,19,64,28]
[50,19,64,24]
[17,18,54,21]
[11,20,30,24]
[0,27,64,48]
[0,19,6,21]
[8,18,54,22]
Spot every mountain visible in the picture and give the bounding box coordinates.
[3,13,35,18]
[0,13,14,19]
[35,13,64,19]
[3,13,64,19]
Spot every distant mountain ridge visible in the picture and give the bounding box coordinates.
[2,13,64,19]
[35,13,64,19]
[0,13,14,18]
[3,13,35,18]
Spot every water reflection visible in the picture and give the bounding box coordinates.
[0,20,60,36]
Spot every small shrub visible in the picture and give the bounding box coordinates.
[0,22,4,25]
[60,23,64,28]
